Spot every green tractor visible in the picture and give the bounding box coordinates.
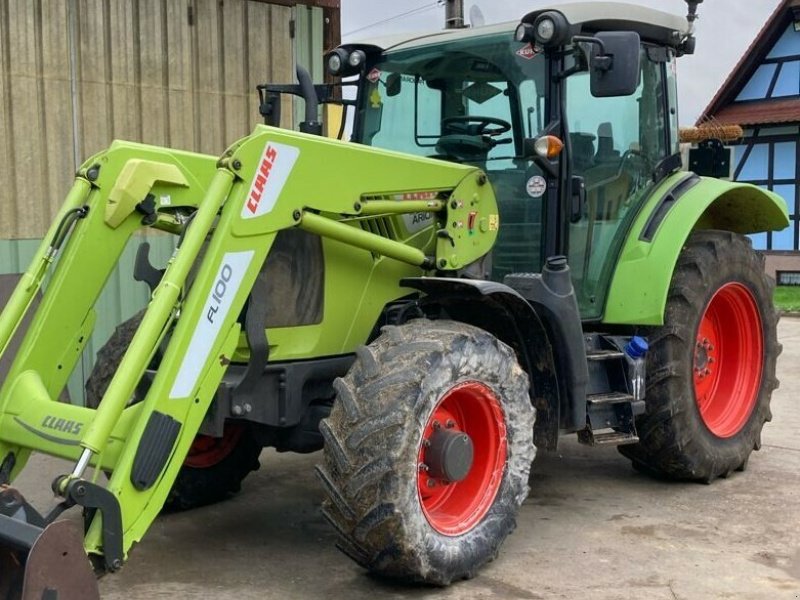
[0,1,787,596]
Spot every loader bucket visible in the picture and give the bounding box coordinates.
[0,490,99,600]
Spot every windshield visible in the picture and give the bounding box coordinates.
[354,32,547,166]
[353,32,549,280]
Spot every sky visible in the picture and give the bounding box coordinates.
[340,0,781,126]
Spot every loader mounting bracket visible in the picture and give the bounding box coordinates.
[53,477,124,573]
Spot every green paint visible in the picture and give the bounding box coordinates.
[604,176,789,325]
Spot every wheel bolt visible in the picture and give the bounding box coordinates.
[432,420,441,431]
[418,463,429,472]
[704,369,710,376]
[422,439,431,448]
[427,479,436,488]
[445,419,456,429]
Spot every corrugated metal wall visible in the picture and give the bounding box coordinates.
[0,0,306,240]
[0,0,325,402]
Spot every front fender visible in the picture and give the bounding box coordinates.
[604,175,788,325]
[401,277,563,450]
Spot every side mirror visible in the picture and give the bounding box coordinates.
[587,31,641,98]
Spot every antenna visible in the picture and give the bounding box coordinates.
[469,4,486,28]
[685,0,704,34]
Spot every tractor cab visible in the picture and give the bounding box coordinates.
[329,3,691,319]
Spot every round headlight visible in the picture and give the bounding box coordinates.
[326,49,351,76]
[535,18,556,43]
[532,11,569,47]
[348,50,366,68]
[514,23,535,43]
[327,52,343,75]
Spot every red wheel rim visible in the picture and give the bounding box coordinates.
[693,282,763,438]
[184,423,245,469]
[417,381,507,536]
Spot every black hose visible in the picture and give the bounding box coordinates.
[49,206,89,254]
[296,65,319,124]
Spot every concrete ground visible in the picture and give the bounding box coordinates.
[14,320,800,599]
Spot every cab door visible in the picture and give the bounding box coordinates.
[563,46,673,319]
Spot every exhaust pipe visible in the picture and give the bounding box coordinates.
[0,487,99,600]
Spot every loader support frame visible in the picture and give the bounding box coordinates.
[0,126,499,578]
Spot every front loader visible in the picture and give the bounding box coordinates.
[0,0,790,596]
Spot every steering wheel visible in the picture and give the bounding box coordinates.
[442,115,512,137]
[435,116,513,160]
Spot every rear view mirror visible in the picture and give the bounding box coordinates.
[588,31,641,97]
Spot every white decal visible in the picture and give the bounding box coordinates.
[402,212,435,234]
[241,142,300,219]
[169,251,255,399]
[160,195,172,206]
[526,175,547,198]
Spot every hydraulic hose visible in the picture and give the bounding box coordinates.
[296,65,322,135]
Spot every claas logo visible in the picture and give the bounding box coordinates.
[246,145,278,215]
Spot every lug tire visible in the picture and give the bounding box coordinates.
[317,319,535,585]
[85,311,261,511]
[619,230,780,482]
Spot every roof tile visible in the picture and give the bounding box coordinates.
[712,98,800,126]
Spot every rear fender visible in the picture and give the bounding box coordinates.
[604,175,788,325]
[401,277,562,450]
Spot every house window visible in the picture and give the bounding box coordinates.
[735,130,799,252]
[777,271,800,285]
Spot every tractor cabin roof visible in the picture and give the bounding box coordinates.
[698,0,800,127]
[351,2,689,53]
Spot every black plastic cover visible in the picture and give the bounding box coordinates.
[131,411,181,491]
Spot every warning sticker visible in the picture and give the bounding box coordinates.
[369,88,382,108]
[393,191,438,201]
[526,175,547,198]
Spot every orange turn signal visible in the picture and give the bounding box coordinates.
[534,135,564,159]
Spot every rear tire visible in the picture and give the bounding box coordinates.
[317,319,535,585]
[85,312,261,511]
[619,231,780,482]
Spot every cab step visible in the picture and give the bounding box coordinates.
[587,391,633,405]
[586,349,625,361]
[577,429,640,446]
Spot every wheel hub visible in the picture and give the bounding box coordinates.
[417,381,507,536]
[693,337,714,378]
[424,428,474,483]
[692,282,763,438]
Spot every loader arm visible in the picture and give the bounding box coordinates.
[0,125,498,587]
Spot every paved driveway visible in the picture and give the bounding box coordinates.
[16,320,800,599]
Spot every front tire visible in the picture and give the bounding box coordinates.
[317,319,535,585]
[620,231,780,482]
[85,312,261,511]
